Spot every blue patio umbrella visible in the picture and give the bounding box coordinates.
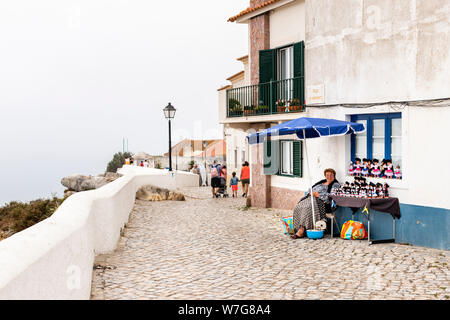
[246,117,366,230]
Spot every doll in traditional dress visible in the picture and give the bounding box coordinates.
[361,158,370,177]
[380,159,387,178]
[369,182,377,198]
[354,158,362,177]
[371,159,381,178]
[383,183,390,198]
[350,183,356,197]
[367,159,373,177]
[384,159,394,179]
[394,165,402,180]
[376,183,383,198]
[344,182,350,196]
[348,162,355,176]
[360,186,367,198]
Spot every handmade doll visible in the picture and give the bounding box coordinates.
[383,183,390,198]
[380,159,387,178]
[348,162,355,176]
[361,182,368,198]
[354,158,362,177]
[369,182,377,198]
[367,159,373,176]
[371,159,381,178]
[394,165,402,180]
[384,160,394,179]
[344,186,350,197]
[360,186,367,198]
[344,182,351,196]
[361,158,370,177]
[376,183,383,198]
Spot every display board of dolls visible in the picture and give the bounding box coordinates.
[332,177,390,199]
[348,158,401,180]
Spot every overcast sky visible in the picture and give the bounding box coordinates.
[0,0,249,205]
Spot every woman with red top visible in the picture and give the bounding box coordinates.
[220,165,227,180]
[240,161,250,198]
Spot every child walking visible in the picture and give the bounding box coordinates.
[230,172,240,198]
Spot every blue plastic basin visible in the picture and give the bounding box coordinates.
[306,230,325,239]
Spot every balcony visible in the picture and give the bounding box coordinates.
[226,77,305,118]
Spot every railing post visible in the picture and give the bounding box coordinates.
[269,80,273,115]
[226,90,229,117]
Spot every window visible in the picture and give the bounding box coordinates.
[241,150,246,163]
[263,140,302,177]
[351,113,402,168]
[278,46,294,81]
[277,46,294,102]
[281,141,293,175]
[258,41,305,110]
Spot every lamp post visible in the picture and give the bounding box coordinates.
[203,140,208,186]
[163,102,177,172]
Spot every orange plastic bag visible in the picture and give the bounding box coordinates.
[341,220,368,240]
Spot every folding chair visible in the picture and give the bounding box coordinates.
[326,200,340,238]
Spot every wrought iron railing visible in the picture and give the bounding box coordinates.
[226,77,305,118]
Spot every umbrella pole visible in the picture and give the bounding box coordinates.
[303,129,316,230]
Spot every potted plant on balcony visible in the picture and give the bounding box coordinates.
[258,105,269,114]
[228,98,242,115]
[275,100,286,113]
[289,98,301,112]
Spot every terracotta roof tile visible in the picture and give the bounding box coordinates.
[226,70,245,81]
[217,84,232,91]
[228,0,282,22]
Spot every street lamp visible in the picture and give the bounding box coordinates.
[203,140,208,186]
[163,102,177,172]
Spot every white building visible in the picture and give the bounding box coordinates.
[220,0,450,250]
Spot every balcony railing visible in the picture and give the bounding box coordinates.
[226,77,305,118]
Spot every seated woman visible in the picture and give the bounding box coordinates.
[291,168,341,239]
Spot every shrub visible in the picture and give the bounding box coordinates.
[106,151,132,173]
[0,195,68,238]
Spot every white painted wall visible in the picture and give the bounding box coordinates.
[305,0,450,105]
[270,0,306,48]
[0,167,198,300]
[225,125,252,174]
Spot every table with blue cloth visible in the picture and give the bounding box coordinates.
[330,195,401,245]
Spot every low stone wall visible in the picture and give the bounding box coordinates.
[0,168,198,300]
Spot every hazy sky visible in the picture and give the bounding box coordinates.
[0,0,250,205]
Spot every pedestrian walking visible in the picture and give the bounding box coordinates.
[240,161,250,198]
[210,165,220,198]
[230,172,239,198]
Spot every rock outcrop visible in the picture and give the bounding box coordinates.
[61,173,123,192]
[136,185,185,202]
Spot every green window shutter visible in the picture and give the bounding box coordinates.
[259,49,276,84]
[263,140,280,175]
[293,41,305,105]
[293,141,303,177]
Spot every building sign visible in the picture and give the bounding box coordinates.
[307,84,325,105]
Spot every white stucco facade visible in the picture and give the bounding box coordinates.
[305,0,450,105]
[0,167,198,299]
[270,0,306,48]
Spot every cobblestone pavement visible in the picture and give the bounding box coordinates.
[91,187,449,300]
